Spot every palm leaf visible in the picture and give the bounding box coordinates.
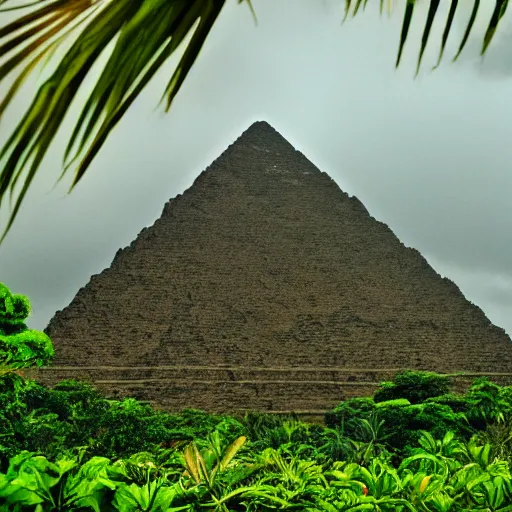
[482,0,508,55]
[415,0,440,76]
[453,0,480,61]
[0,0,234,243]
[433,0,458,70]
[396,0,416,68]
[343,0,352,22]
[0,0,510,244]
[353,0,364,17]
[390,1,509,68]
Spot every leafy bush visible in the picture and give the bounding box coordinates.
[243,411,288,442]
[0,282,54,377]
[380,402,474,454]
[0,373,243,470]
[465,377,512,426]
[325,372,482,454]
[324,397,376,429]
[373,370,452,404]
[425,392,472,413]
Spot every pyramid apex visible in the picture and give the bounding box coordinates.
[246,120,275,130]
[228,120,298,155]
[240,120,282,137]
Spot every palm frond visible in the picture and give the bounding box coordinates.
[0,0,235,243]
[0,0,510,244]
[345,0,509,69]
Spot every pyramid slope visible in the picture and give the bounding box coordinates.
[44,120,512,379]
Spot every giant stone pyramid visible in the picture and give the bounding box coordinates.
[27,121,512,418]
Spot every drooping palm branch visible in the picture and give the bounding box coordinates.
[0,0,508,244]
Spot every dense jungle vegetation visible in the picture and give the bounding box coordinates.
[1,283,512,511]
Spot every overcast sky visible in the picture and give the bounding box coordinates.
[1,0,512,337]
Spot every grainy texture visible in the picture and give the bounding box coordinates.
[26,121,512,416]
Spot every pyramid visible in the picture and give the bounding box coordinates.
[26,121,512,418]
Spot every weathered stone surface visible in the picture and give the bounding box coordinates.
[26,121,512,417]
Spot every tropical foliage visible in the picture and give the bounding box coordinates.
[0,0,510,243]
[2,371,512,510]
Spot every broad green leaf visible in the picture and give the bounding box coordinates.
[219,435,247,471]
[183,444,202,484]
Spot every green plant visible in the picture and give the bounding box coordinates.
[182,432,247,487]
[425,392,474,414]
[177,432,283,511]
[325,383,480,464]
[0,285,60,472]
[0,450,118,511]
[317,427,359,464]
[0,283,54,379]
[1,421,512,511]
[465,377,512,426]
[475,417,512,465]
[111,475,184,512]
[324,396,376,430]
[343,413,395,467]
[88,398,177,460]
[374,371,453,404]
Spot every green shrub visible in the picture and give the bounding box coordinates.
[0,283,54,378]
[425,392,472,413]
[374,402,473,454]
[374,398,411,408]
[465,377,512,424]
[23,379,109,420]
[1,367,246,469]
[213,416,246,441]
[373,370,452,404]
[0,283,31,327]
[243,411,291,442]
[325,390,476,459]
[324,397,376,429]
[156,408,238,438]
[316,427,357,463]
